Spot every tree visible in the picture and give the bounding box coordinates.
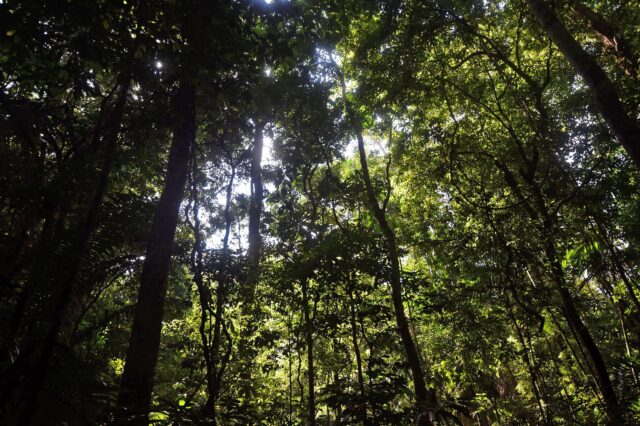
[2,0,640,424]
[526,0,640,166]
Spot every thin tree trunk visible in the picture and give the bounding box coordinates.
[526,0,640,166]
[239,122,264,405]
[247,123,264,299]
[206,163,235,422]
[288,312,294,425]
[302,278,315,426]
[496,158,623,423]
[4,212,61,360]
[296,338,304,414]
[544,241,623,424]
[358,307,378,423]
[547,310,602,401]
[336,69,437,424]
[348,281,368,424]
[593,219,640,316]
[208,282,225,422]
[114,80,195,425]
[542,335,581,422]
[0,212,66,412]
[16,64,132,425]
[530,180,618,418]
[187,154,216,422]
[503,288,549,424]
[570,0,637,78]
[617,301,639,385]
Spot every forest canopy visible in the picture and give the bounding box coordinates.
[1,0,639,424]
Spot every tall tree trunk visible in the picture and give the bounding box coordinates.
[3,212,61,361]
[496,158,623,423]
[0,216,33,292]
[502,284,549,424]
[114,80,195,425]
[287,312,294,425]
[526,0,640,166]
[348,281,368,424]
[494,159,624,424]
[616,303,639,386]
[489,49,625,421]
[187,154,217,421]
[15,65,133,425]
[206,163,235,422]
[336,69,437,424]
[301,278,315,426]
[530,167,622,423]
[593,218,640,316]
[247,123,264,299]
[239,122,264,406]
[544,241,623,424]
[570,0,637,78]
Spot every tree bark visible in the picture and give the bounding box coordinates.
[348,281,368,424]
[187,154,217,421]
[336,68,437,424]
[206,163,235,423]
[496,157,623,423]
[503,285,549,424]
[15,64,132,425]
[114,80,195,425]
[238,123,264,406]
[301,278,316,426]
[247,123,264,299]
[501,160,623,423]
[544,241,624,424]
[526,0,640,166]
[4,212,62,360]
[570,0,637,78]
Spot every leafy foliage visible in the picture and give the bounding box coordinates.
[1,0,639,424]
